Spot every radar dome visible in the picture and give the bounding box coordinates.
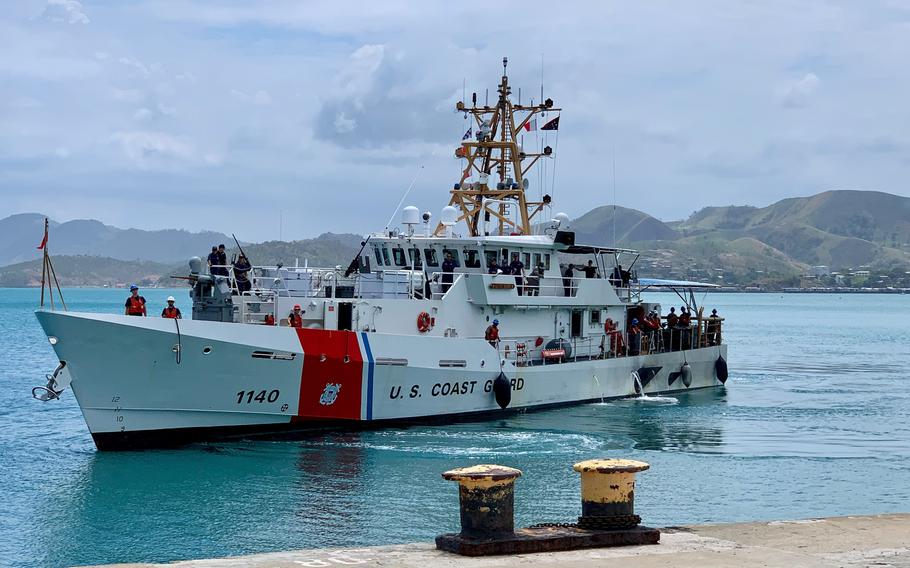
[553,212,571,228]
[440,205,458,226]
[401,206,420,226]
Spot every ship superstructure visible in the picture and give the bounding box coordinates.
[33,61,728,450]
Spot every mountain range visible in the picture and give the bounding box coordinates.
[1,190,908,287]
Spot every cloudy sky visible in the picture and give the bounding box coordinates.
[2,1,909,242]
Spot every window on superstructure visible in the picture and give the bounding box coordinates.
[443,248,460,267]
[381,246,391,266]
[590,309,602,325]
[392,248,406,266]
[373,245,384,266]
[532,253,542,270]
[408,248,423,268]
[464,249,481,268]
[424,248,439,267]
[523,252,531,268]
[543,254,551,270]
[484,250,498,268]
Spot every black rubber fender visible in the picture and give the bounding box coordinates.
[681,362,692,388]
[493,372,511,409]
[715,357,728,384]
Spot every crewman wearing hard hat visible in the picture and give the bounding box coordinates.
[161,296,182,319]
[288,304,304,328]
[485,319,500,347]
[124,285,147,317]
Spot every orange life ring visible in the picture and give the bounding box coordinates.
[417,311,432,333]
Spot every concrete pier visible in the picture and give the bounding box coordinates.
[84,513,910,567]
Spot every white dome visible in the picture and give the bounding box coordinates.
[553,212,571,228]
[401,206,420,226]
[440,205,458,226]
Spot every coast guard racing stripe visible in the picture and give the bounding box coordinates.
[294,329,363,421]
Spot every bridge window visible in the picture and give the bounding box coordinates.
[380,246,390,266]
[485,250,498,269]
[442,248,460,267]
[407,248,423,268]
[522,252,531,268]
[590,309,602,325]
[424,248,439,267]
[532,253,542,270]
[373,245,384,266]
[543,254,551,270]
[392,248,406,266]
[464,249,481,268]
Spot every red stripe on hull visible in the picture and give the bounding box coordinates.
[293,328,363,421]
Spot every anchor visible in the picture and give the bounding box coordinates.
[32,361,71,402]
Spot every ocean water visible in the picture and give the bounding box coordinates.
[1,288,908,568]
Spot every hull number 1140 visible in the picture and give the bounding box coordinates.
[236,389,280,404]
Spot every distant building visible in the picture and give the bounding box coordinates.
[810,265,830,277]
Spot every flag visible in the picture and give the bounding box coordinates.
[523,119,537,132]
[37,224,48,250]
[462,127,472,140]
[541,116,560,131]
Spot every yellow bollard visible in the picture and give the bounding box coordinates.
[442,464,522,538]
[573,459,649,530]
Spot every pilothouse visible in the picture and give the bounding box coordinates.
[33,59,729,450]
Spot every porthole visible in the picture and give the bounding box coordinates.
[202,346,213,355]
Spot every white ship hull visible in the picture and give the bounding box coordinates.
[36,310,727,450]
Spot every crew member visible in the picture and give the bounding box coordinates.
[215,244,228,276]
[582,260,598,278]
[233,253,252,293]
[487,258,500,274]
[706,308,722,346]
[161,296,182,319]
[525,263,543,296]
[605,318,624,357]
[562,264,575,297]
[665,307,678,351]
[628,318,642,356]
[263,313,275,326]
[485,319,500,347]
[509,252,525,295]
[441,252,456,293]
[678,307,692,350]
[287,304,304,328]
[124,284,147,316]
[206,246,219,275]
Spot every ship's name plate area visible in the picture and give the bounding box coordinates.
[388,377,524,400]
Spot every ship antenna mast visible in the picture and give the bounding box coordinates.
[439,57,561,237]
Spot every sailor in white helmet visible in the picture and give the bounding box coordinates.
[161,296,182,319]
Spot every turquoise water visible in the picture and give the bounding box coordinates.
[1,288,908,568]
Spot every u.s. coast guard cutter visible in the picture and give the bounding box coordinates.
[34,60,729,450]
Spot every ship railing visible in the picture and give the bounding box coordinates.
[235,289,277,325]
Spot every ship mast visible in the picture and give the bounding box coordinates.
[440,57,561,237]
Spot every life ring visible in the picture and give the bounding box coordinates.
[416,311,432,333]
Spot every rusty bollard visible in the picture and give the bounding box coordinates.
[442,464,522,539]
[573,459,650,530]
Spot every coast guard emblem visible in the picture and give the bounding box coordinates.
[319,383,341,406]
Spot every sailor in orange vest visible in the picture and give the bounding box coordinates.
[124,284,147,317]
[484,319,500,347]
[161,296,182,319]
[263,313,275,326]
[287,304,304,328]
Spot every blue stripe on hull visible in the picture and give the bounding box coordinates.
[361,332,375,420]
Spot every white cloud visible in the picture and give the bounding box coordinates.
[231,89,272,105]
[333,112,356,133]
[110,131,197,169]
[777,73,821,108]
[41,0,89,25]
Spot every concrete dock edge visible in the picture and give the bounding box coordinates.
[83,513,910,568]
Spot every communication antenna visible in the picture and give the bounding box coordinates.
[385,165,425,231]
[612,147,617,247]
